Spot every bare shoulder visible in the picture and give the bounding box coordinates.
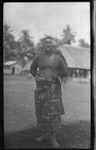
[53,51,64,62]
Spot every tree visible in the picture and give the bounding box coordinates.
[3,23,17,61]
[18,30,35,59]
[62,25,76,45]
[78,38,90,48]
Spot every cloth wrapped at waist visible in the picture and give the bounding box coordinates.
[35,71,65,115]
[36,71,60,83]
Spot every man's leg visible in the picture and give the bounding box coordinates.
[50,132,60,148]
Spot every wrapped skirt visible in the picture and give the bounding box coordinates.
[35,75,65,135]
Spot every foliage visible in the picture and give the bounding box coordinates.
[3,24,35,62]
[17,30,35,59]
[3,22,90,64]
[3,23,17,61]
[62,25,76,45]
[78,39,90,48]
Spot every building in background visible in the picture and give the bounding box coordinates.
[4,60,23,74]
[59,44,90,78]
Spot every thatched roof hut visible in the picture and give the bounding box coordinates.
[4,60,23,74]
[59,45,90,70]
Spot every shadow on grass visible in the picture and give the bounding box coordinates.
[4,120,90,149]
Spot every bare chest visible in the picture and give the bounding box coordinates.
[38,54,58,69]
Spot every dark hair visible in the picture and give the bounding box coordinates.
[53,49,69,83]
[40,36,57,53]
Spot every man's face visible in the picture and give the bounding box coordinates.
[44,42,52,51]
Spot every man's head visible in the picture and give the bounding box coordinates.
[41,36,56,54]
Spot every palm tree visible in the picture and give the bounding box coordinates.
[62,25,76,45]
[18,30,35,59]
[3,23,17,61]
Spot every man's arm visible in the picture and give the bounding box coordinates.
[58,56,68,79]
[30,55,38,77]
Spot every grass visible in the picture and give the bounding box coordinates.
[4,75,90,149]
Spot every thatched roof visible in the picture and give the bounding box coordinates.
[59,45,90,69]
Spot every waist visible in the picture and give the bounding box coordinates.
[36,71,59,82]
[38,68,58,78]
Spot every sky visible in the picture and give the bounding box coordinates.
[4,2,90,45]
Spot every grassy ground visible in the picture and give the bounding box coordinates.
[4,75,90,149]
